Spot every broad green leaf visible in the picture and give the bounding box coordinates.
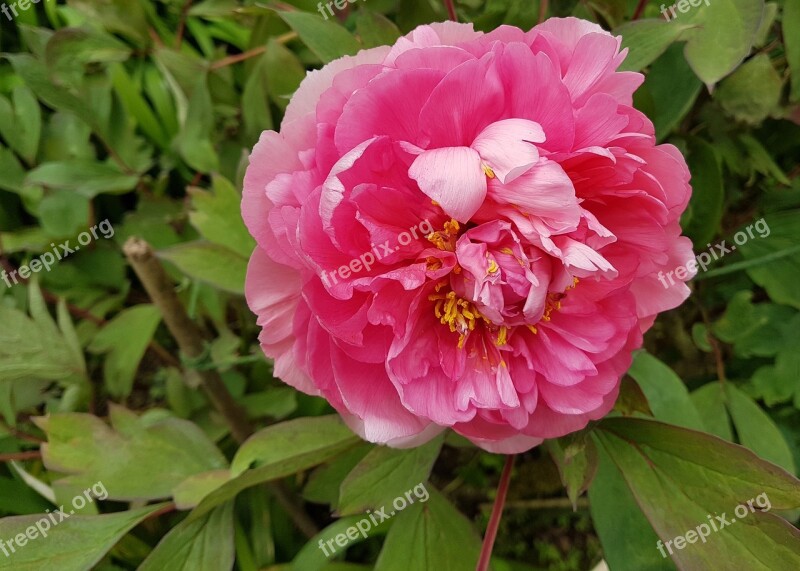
[0,285,86,384]
[278,11,361,64]
[739,210,800,309]
[66,0,149,46]
[751,337,800,407]
[175,74,219,173]
[292,515,387,571]
[4,54,98,134]
[739,134,791,185]
[644,43,702,140]
[263,38,307,111]
[0,86,41,164]
[139,502,235,571]
[304,444,374,506]
[87,305,162,398]
[355,11,402,48]
[0,146,27,193]
[158,241,248,294]
[173,470,234,510]
[35,406,228,501]
[242,51,274,142]
[681,0,765,87]
[589,446,675,571]
[615,19,694,72]
[188,445,361,523]
[0,503,168,571]
[189,175,256,258]
[338,436,442,515]
[716,54,783,124]
[25,160,139,198]
[596,418,800,570]
[690,383,733,441]
[37,190,90,238]
[231,416,358,476]
[784,0,800,101]
[547,432,598,510]
[712,291,796,358]
[44,27,131,88]
[627,352,705,430]
[682,136,724,246]
[725,384,795,473]
[374,489,480,571]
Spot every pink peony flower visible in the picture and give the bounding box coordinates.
[243,18,694,453]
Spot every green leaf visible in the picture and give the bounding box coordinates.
[615,19,694,72]
[87,305,162,399]
[4,54,99,134]
[175,74,219,173]
[25,160,139,198]
[355,11,402,48]
[0,285,87,385]
[110,63,171,149]
[44,27,131,87]
[724,384,795,473]
[139,502,235,571]
[711,291,795,358]
[66,0,149,46]
[784,0,800,102]
[547,432,598,510]
[716,54,783,124]
[189,417,358,521]
[232,416,358,476]
[158,241,248,295]
[644,43,702,140]
[627,351,705,430]
[596,417,800,570]
[278,11,361,64]
[304,444,373,506]
[189,175,256,258]
[589,445,676,571]
[0,146,29,194]
[338,437,442,516]
[37,190,90,238]
[292,514,388,571]
[0,504,168,571]
[374,489,480,571]
[681,0,765,87]
[241,51,274,142]
[739,210,800,309]
[36,406,228,501]
[263,38,307,111]
[690,383,734,441]
[0,86,41,164]
[172,470,234,510]
[682,136,724,246]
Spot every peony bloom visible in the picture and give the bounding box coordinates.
[243,18,694,453]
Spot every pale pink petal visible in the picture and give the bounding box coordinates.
[471,119,544,183]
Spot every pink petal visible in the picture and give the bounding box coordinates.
[471,119,544,183]
[408,146,486,222]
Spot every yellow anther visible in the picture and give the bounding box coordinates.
[482,164,496,179]
[487,258,499,274]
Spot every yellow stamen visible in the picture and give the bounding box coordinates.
[487,258,499,274]
[482,164,496,179]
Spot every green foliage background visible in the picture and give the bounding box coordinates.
[0,0,799,570]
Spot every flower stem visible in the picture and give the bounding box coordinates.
[476,454,516,571]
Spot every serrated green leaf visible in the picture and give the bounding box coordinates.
[158,241,247,294]
[0,504,168,571]
[36,406,228,501]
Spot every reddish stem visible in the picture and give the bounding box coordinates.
[444,0,457,22]
[476,454,516,571]
[0,451,41,463]
[538,0,549,24]
[632,0,648,20]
